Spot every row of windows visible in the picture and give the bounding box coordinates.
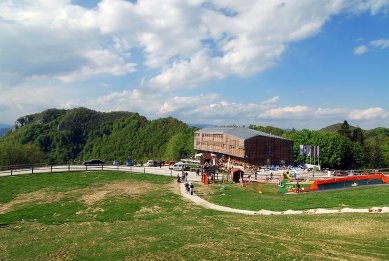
[195,133,224,139]
[195,141,243,150]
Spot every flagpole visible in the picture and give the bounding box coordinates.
[314,146,316,167]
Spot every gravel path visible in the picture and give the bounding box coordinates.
[179,182,389,215]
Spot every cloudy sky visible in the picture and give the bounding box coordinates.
[0,0,388,129]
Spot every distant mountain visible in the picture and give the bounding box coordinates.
[0,123,11,137]
[188,123,214,129]
[0,128,10,137]
[320,123,358,132]
[0,108,196,163]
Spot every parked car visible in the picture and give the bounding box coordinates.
[126,159,134,166]
[333,170,348,176]
[112,160,120,166]
[83,159,104,165]
[172,162,187,171]
[146,160,157,167]
[168,161,176,169]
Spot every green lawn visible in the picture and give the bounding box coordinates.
[196,182,389,211]
[0,172,389,260]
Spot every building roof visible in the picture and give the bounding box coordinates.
[195,126,290,141]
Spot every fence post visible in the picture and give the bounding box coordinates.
[51,165,53,173]
[144,168,145,174]
[86,165,87,171]
[10,167,13,176]
[32,165,34,174]
[68,163,70,172]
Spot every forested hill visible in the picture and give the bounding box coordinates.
[0,108,196,164]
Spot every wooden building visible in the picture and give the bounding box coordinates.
[194,127,293,166]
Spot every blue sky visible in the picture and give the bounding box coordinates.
[0,0,388,129]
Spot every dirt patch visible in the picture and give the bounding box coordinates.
[78,181,154,205]
[80,191,109,205]
[192,183,215,196]
[134,206,163,218]
[0,190,63,214]
[168,180,181,196]
[304,219,381,236]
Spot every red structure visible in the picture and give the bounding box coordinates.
[310,174,389,191]
[230,168,244,183]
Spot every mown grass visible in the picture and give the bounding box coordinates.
[196,182,389,211]
[0,172,388,260]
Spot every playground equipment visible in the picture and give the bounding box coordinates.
[310,174,389,191]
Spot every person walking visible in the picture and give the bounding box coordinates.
[185,182,190,194]
[190,182,194,195]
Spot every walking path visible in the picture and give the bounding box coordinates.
[179,181,389,215]
[2,165,388,215]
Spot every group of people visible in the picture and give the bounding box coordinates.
[176,171,195,195]
[184,182,194,195]
[177,171,188,182]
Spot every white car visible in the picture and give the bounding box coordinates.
[146,160,158,167]
[172,162,187,171]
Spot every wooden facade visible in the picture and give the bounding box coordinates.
[194,127,293,166]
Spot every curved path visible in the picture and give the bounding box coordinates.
[179,182,389,215]
[1,165,388,215]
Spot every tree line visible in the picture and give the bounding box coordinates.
[250,121,388,169]
[0,108,387,170]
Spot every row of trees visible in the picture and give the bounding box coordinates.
[0,143,45,168]
[251,121,388,169]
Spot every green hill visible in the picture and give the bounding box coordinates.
[0,108,196,164]
[320,122,359,132]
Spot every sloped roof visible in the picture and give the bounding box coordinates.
[195,127,290,141]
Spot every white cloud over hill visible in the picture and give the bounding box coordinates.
[0,0,388,129]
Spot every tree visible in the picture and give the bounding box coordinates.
[338,120,352,140]
[352,127,364,145]
[0,143,45,166]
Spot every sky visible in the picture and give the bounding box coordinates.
[0,0,388,130]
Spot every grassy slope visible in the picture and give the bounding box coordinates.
[0,172,388,260]
[196,183,389,211]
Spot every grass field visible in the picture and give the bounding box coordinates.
[0,171,389,260]
[195,182,389,211]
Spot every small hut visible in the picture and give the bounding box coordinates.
[230,168,244,183]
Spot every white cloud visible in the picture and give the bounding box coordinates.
[58,49,136,82]
[354,45,368,55]
[370,39,389,49]
[260,96,280,107]
[259,106,310,119]
[315,108,348,117]
[0,0,388,130]
[348,107,389,120]
[2,0,388,90]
